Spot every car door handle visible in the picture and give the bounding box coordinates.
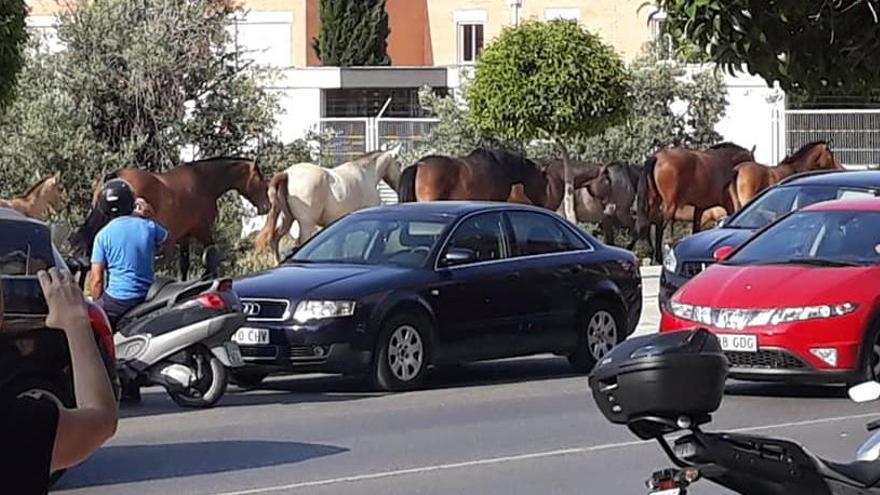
[568,266,583,274]
[506,272,522,280]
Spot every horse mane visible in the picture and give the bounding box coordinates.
[18,175,55,198]
[471,147,539,177]
[708,142,748,151]
[349,150,385,167]
[780,141,829,164]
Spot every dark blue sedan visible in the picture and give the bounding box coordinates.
[660,170,880,309]
[231,202,642,391]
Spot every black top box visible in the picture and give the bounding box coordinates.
[589,329,729,439]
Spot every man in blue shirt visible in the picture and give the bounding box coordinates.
[89,179,169,329]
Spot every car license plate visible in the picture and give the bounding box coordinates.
[718,333,757,352]
[225,342,244,367]
[232,327,270,345]
[651,490,681,495]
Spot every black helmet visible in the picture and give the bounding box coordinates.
[98,178,136,217]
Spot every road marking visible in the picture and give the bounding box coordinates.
[214,411,879,495]
[212,441,647,495]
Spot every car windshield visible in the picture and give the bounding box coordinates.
[290,216,452,268]
[728,185,878,229]
[727,210,880,266]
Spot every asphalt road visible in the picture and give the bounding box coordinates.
[54,268,879,495]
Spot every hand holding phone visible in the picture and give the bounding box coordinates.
[36,268,89,333]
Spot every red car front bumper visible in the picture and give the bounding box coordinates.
[659,310,867,384]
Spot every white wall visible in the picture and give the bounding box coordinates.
[268,87,322,142]
[230,11,293,68]
[714,72,784,165]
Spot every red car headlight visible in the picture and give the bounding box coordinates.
[669,301,858,329]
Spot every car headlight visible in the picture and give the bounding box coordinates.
[663,245,678,274]
[293,300,357,323]
[669,301,858,330]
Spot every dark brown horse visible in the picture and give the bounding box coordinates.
[729,141,843,210]
[507,159,602,209]
[398,148,547,206]
[636,142,755,262]
[69,157,270,280]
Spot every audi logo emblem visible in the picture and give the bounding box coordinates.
[242,302,261,316]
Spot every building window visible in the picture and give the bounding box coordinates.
[323,88,448,118]
[544,8,580,22]
[458,23,484,64]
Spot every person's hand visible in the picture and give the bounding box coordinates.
[134,198,154,219]
[37,268,89,332]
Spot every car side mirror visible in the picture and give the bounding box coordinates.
[712,246,735,262]
[440,248,477,267]
[849,381,880,403]
[715,216,729,228]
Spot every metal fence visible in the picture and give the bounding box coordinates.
[319,118,371,165]
[782,109,880,169]
[320,117,439,166]
[318,117,439,205]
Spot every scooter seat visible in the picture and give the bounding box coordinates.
[818,457,880,487]
[116,279,215,334]
[145,276,175,302]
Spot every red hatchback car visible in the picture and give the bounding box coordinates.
[660,198,880,385]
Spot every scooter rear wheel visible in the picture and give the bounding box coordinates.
[168,346,228,408]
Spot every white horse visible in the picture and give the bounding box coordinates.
[255,145,403,261]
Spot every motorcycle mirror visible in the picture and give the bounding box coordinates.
[849,381,880,403]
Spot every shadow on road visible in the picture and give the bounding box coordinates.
[118,356,581,416]
[425,356,579,390]
[56,440,347,490]
[725,381,848,399]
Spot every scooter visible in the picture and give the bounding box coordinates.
[68,248,246,408]
[112,275,245,407]
[589,329,880,495]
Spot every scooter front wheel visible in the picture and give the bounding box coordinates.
[167,345,229,408]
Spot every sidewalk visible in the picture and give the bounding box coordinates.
[636,265,660,336]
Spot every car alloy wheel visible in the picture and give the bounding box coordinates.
[586,310,618,360]
[387,325,424,382]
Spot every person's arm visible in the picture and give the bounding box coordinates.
[37,268,118,472]
[88,264,105,300]
[151,220,171,250]
[89,232,106,300]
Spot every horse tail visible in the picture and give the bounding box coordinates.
[255,173,289,254]
[398,164,418,203]
[637,155,658,216]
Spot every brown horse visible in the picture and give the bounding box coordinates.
[70,157,270,280]
[0,174,65,221]
[398,148,547,206]
[507,159,602,209]
[636,142,755,263]
[729,141,843,210]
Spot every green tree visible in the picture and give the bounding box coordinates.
[0,0,296,275]
[656,0,880,96]
[0,0,27,112]
[467,20,628,220]
[313,0,390,66]
[579,45,727,163]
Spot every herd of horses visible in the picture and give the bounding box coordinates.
[0,139,842,279]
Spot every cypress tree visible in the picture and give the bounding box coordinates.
[312,0,390,66]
